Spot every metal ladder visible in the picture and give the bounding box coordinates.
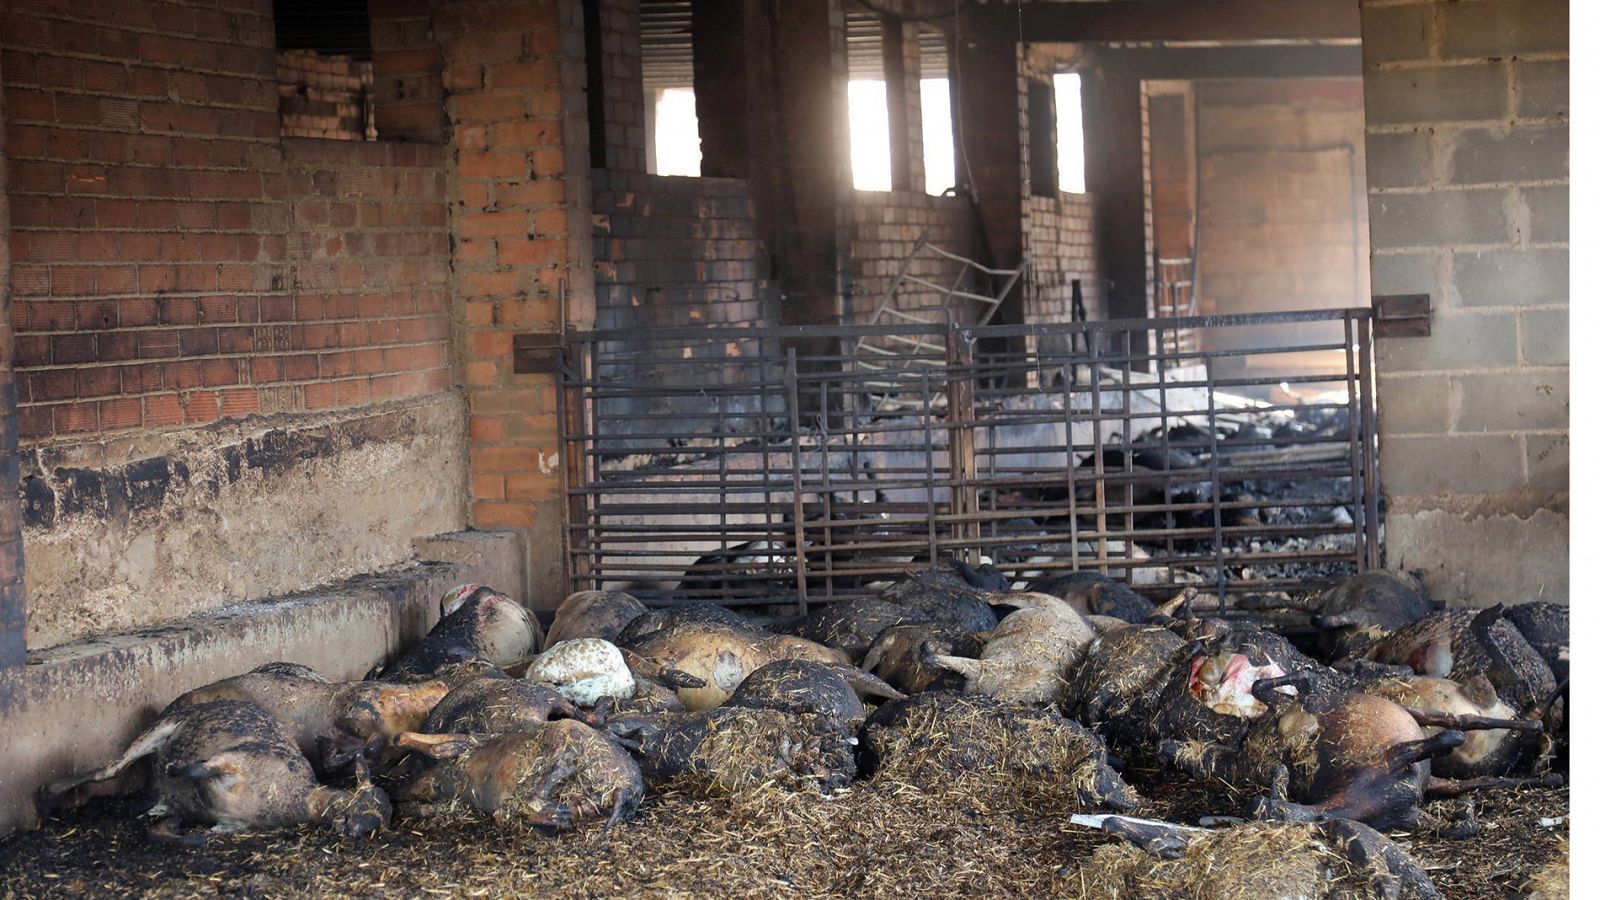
[852,232,1027,409]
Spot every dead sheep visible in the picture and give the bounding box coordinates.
[920,592,1098,704]
[164,660,488,773]
[1069,816,1441,899]
[1027,571,1157,623]
[522,638,638,706]
[859,692,1138,813]
[417,674,604,736]
[1064,623,1191,747]
[1163,689,1462,831]
[862,622,987,694]
[1364,675,1537,779]
[624,619,850,710]
[605,706,858,796]
[781,597,932,664]
[42,700,391,844]
[1356,606,1557,720]
[374,585,542,680]
[1312,569,1436,658]
[544,590,649,647]
[878,569,1002,632]
[396,719,643,831]
[725,658,904,727]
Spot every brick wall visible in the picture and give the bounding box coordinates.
[434,0,595,609]
[277,49,376,142]
[1024,191,1101,354]
[848,191,968,323]
[1361,0,1568,604]
[592,0,646,172]
[279,139,451,410]
[2,0,465,645]
[6,108,449,439]
[0,59,25,667]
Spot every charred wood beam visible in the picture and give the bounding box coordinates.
[1014,0,1360,44]
[1092,44,1363,81]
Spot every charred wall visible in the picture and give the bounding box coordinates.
[590,169,778,437]
[2,0,467,646]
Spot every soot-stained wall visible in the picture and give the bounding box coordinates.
[2,0,467,647]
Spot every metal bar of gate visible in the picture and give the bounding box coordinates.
[557,310,1382,608]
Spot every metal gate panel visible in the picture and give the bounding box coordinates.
[559,310,1379,611]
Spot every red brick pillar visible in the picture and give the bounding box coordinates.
[0,57,27,666]
[433,0,594,608]
[371,0,449,142]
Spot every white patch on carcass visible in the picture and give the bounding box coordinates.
[525,638,635,705]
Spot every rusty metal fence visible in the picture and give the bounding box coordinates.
[558,310,1379,613]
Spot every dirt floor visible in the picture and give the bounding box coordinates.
[0,764,1566,898]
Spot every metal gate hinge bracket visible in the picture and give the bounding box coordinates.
[1373,294,1431,338]
[512,332,563,374]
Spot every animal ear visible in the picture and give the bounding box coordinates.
[712,650,745,692]
[171,754,245,786]
[1460,675,1499,708]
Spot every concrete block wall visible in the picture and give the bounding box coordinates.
[590,169,777,436]
[593,170,772,331]
[1192,79,1371,372]
[594,0,646,172]
[1361,0,1568,604]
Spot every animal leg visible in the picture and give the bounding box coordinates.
[602,789,634,836]
[918,641,983,681]
[1403,706,1542,732]
[1101,816,1197,860]
[826,664,906,701]
[1251,673,1310,702]
[1384,730,1466,773]
[1425,772,1563,798]
[1152,587,1198,620]
[39,716,184,812]
[147,817,208,848]
[550,692,606,728]
[1323,818,1444,900]
[394,731,480,760]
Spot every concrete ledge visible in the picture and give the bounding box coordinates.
[0,529,523,837]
